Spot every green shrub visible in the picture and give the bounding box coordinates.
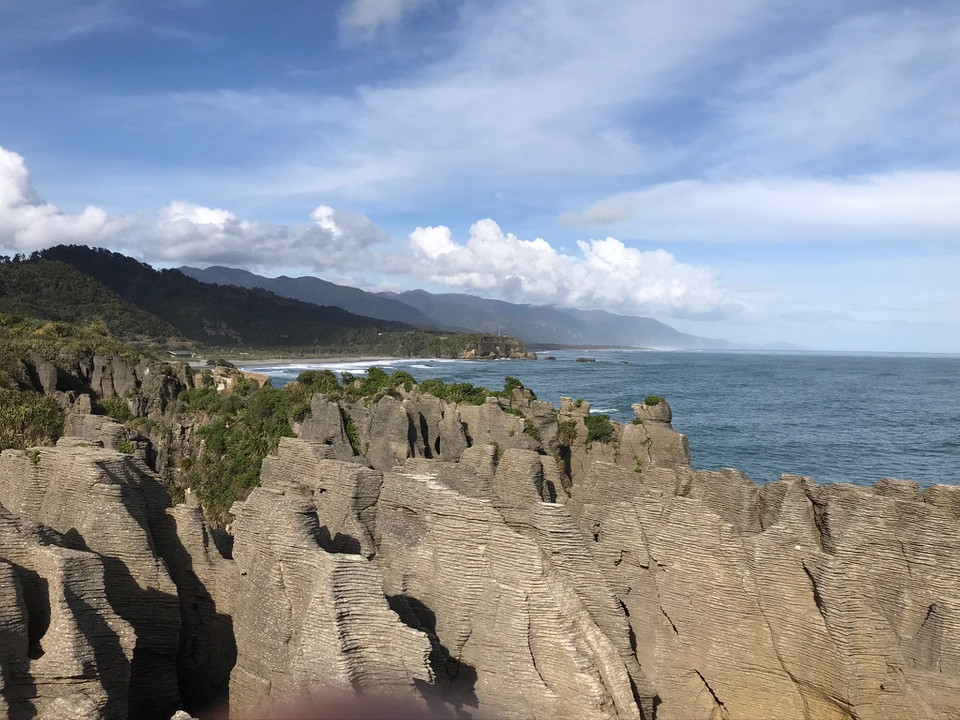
[95,394,133,422]
[176,380,315,522]
[523,419,541,442]
[584,414,616,445]
[340,407,361,455]
[558,418,578,445]
[0,389,64,451]
[297,369,340,394]
[207,358,236,369]
[644,395,664,406]
[118,440,134,454]
[311,367,418,402]
[418,378,490,405]
[501,376,522,395]
[390,370,416,392]
[27,449,40,465]
[178,387,224,414]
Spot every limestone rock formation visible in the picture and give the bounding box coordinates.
[373,456,650,719]
[0,504,135,720]
[0,441,182,719]
[1,389,958,720]
[567,461,960,719]
[0,417,234,719]
[226,438,433,717]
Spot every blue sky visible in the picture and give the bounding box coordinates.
[1,0,958,352]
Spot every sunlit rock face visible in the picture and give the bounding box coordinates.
[0,423,233,720]
[0,399,958,719]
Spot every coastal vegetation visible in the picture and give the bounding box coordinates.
[177,378,315,517]
[0,315,147,451]
[0,297,533,523]
[0,315,145,388]
[173,369,534,521]
[0,388,63,451]
[558,418,579,445]
[584,413,616,445]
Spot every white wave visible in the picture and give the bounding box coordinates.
[590,408,619,414]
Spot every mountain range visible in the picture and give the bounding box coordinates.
[0,246,525,357]
[180,265,736,349]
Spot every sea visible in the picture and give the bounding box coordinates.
[243,349,960,488]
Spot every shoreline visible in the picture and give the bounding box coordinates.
[235,356,401,369]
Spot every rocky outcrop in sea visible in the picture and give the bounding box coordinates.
[1,382,958,719]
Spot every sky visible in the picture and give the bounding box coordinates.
[0,0,958,352]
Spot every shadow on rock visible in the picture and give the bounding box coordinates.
[388,594,479,719]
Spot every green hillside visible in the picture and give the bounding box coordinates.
[37,245,407,347]
[1,246,527,358]
[0,257,181,341]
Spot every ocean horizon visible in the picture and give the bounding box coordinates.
[243,349,960,489]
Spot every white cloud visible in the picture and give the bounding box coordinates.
[715,9,960,166]
[340,0,429,37]
[0,146,133,253]
[562,171,960,241]
[406,219,735,318]
[148,200,390,273]
[0,144,735,320]
[0,145,394,273]
[112,0,765,205]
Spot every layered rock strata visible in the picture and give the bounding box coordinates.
[225,440,434,717]
[0,396,958,719]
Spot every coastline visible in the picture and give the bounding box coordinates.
[235,355,401,369]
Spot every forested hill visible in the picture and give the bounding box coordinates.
[179,264,440,328]
[1,247,528,357]
[0,257,182,342]
[31,245,409,347]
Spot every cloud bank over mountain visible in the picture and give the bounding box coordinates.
[0,145,734,320]
[409,220,733,317]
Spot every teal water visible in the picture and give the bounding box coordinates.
[246,350,960,487]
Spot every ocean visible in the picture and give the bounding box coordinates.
[245,349,960,488]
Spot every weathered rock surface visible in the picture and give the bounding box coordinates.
[1,394,958,720]
[0,417,233,719]
[226,438,433,717]
[568,459,960,719]
[0,504,135,720]
[373,455,648,719]
[0,441,182,718]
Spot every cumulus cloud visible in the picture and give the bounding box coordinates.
[148,201,391,272]
[0,145,733,319]
[561,171,960,241]
[407,219,735,318]
[0,145,393,273]
[0,146,133,253]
